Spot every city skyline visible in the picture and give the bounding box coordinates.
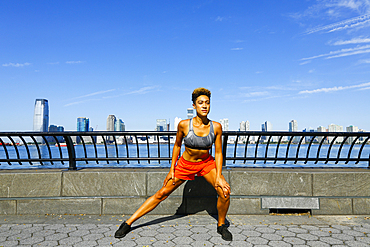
[2,1,370,132]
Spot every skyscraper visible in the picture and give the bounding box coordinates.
[174,117,182,130]
[115,119,125,131]
[289,120,298,143]
[33,99,49,132]
[156,119,167,131]
[220,118,229,131]
[33,99,49,143]
[261,121,272,142]
[107,115,116,131]
[187,108,194,119]
[77,117,89,132]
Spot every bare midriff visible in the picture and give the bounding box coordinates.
[182,147,211,163]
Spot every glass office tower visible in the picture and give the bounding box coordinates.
[77,117,89,132]
[33,99,49,143]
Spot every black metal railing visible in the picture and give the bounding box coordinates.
[0,131,369,170]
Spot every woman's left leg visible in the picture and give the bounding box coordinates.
[202,168,230,226]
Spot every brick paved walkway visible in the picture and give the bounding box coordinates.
[1,214,370,246]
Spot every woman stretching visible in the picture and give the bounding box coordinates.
[115,87,232,241]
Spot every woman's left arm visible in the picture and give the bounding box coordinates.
[213,122,230,197]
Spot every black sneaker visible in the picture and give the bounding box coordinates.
[114,221,131,238]
[217,224,232,241]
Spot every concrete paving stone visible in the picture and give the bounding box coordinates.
[112,239,137,246]
[155,232,176,241]
[0,236,5,242]
[55,226,78,233]
[228,225,243,234]
[300,225,320,231]
[58,236,83,245]
[261,233,283,241]
[319,227,342,234]
[236,224,256,230]
[230,240,253,246]
[306,240,331,247]
[354,226,370,233]
[0,226,10,232]
[19,236,44,245]
[282,236,306,245]
[22,226,45,234]
[76,224,98,230]
[332,233,355,241]
[68,229,90,237]
[356,236,370,244]
[255,226,276,233]
[296,233,319,241]
[331,225,353,230]
[230,233,246,241]
[6,232,32,241]
[134,236,158,245]
[44,232,68,241]
[245,236,269,245]
[10,224,32,230]
[241,230,262,237]
[344,241,370,247]
[89,227,110,234]
[0,240,19,246]
[287,227,308,234]
[320,236,344,245]
[190,233,211,241]
[274,230,296,237]
[268,240,292,247]
[190,226,209,233]
[209,235,233,245]
[174,224,193,230]
[96,236,119,245]
[32,240,59,246]
[73,240,98,247]
[0,229,21,237]
[32,229,56,237]
[172,236,193,245]
[173,229,193,237]
[82,233,104,241]
[309,230,331,236]
[152,240,177,246]
[343,229,367,237]
[191,240,215,246]
[269,225,288,230]
[157,226,176,233]
[138,228,158,237]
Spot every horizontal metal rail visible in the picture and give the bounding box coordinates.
[0,131,369,170]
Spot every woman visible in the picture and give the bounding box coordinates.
[115,87,232,241]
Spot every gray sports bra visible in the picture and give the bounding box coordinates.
[183,118,215,150]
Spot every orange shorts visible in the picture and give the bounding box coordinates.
[174,155,216,180]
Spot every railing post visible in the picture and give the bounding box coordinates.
[65,135,77,170]
[222,134,228,167]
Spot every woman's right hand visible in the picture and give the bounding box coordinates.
[163,169,175,187]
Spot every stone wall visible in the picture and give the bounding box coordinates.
[1,168,370,215]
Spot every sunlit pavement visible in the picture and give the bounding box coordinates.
[1,214,370,246]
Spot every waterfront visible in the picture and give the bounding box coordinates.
[1,144,369,169]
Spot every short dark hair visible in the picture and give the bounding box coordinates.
[192,88,211,104]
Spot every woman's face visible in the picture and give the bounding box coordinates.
[193,95,210,117]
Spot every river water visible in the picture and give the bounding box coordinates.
[0,144,369,169]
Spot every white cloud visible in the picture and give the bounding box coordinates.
[240,91,269,97]
[358,58,370,63]
[47,62,59,65]
[299,81,370,94]
[304,14,370,35]
[231,48,243,50]
[301,44,370,60]
[125,86,158,95]
[2,62,31,67]
[331,37,370,45]
[66,61,84,64]
[74,89,116,99]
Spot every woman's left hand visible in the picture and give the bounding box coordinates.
[215,176,230,198]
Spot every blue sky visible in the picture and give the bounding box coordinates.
[1,0,370,131]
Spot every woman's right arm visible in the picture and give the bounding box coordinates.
[163,120,185,186]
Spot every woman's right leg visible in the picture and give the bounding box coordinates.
[125,177,185,225]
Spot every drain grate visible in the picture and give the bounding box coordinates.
[269,208,311,215]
